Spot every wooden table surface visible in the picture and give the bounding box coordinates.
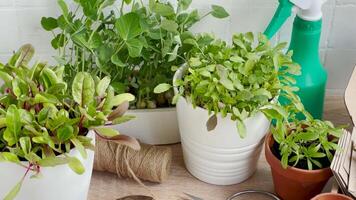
[88,96,352,200]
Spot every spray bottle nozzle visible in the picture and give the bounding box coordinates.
[264,0,293,39]
[264,0,327,39]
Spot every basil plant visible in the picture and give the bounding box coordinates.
[0,44,139,200]
[156,32,302,138]
[41,0,229,109]
[270,105,343,170]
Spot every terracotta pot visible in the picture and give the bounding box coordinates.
[265,133,333,200]
[311,193,353,200]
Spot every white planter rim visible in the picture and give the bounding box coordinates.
[113,108,180,144]
[128,107,176,113]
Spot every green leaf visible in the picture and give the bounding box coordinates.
[100,0,116,9]
[112,115,136,124]
[178,0,192,10]
[71,138,87,159]
[220,78,234,90]
[38,157,69,167]
[57,0,69,19]
[41,67,59,88]
[211,5,229,18]
[72,72,95,107]
[236,120,246,139]
[93,127,120,137]
[281,154,289,169]
[154,83,172,94]
[126,38,143,57]
[41,17,58,31]
[112,93,135,106]
[97,45,113,63]
[242,59,255,75]
[89,32,102,49]
[19,137,31,155]
[295,131,319,142]
[5,105,21,145]
[151,2,175,17]
[16,44,35,67]
[11,78,24,97]
[68,157,85,174]
[262,109,283,120]
[111,55,126,67]
[216,65,234,90]
[230,55,244,63]
[1,152,20,164]
[262,104,288,120]
[0,71,13,83]
[18,110,33,125]
[4,178,23,200]
[168,44,179,62]
[96,76,111,97]
[25,152,41,163]
[57,124,74,141]
[116,12,142,40]
[189,58,201,67]
[71,31,89,49]
[307,159,313,170]
[51,44,65,56]
[0,117,6,129]
[102,86,115,113]
[161,19,178,33]
[34,93,59,104]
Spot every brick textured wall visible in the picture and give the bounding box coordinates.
[0,0,355,93]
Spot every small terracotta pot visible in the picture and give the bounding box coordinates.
[311,193,353,200]
[265,133,333,200]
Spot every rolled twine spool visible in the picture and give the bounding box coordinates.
[94,137,172,183]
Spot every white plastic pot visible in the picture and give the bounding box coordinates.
[0,130,95,200]
[111,108,180,145]
[174,65,271,185]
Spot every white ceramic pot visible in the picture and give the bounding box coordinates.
[174,65,271,185]
[111,108,180,145]
[0,130,95,200]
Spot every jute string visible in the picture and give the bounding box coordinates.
[94,137,172,183]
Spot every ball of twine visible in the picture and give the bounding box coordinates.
[94,137,172,183]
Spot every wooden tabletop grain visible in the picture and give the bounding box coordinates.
[88,96,352,200]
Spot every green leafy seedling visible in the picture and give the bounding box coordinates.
[0,44,139,200]
[156,32,301,138]
[42,0,229,109]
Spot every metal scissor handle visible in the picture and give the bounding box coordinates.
[227,190,281,200]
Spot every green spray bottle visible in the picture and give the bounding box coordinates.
[264,0,327,119]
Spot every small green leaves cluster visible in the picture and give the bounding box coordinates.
[41,0,229,109]
[159,32,300,138]
[0,45,136,199]
[271,106,343,170]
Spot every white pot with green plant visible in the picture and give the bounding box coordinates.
[0,45,139,200]
[42,0,229,145]
[156,32,301,185]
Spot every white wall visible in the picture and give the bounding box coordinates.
[1,0,355,94]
